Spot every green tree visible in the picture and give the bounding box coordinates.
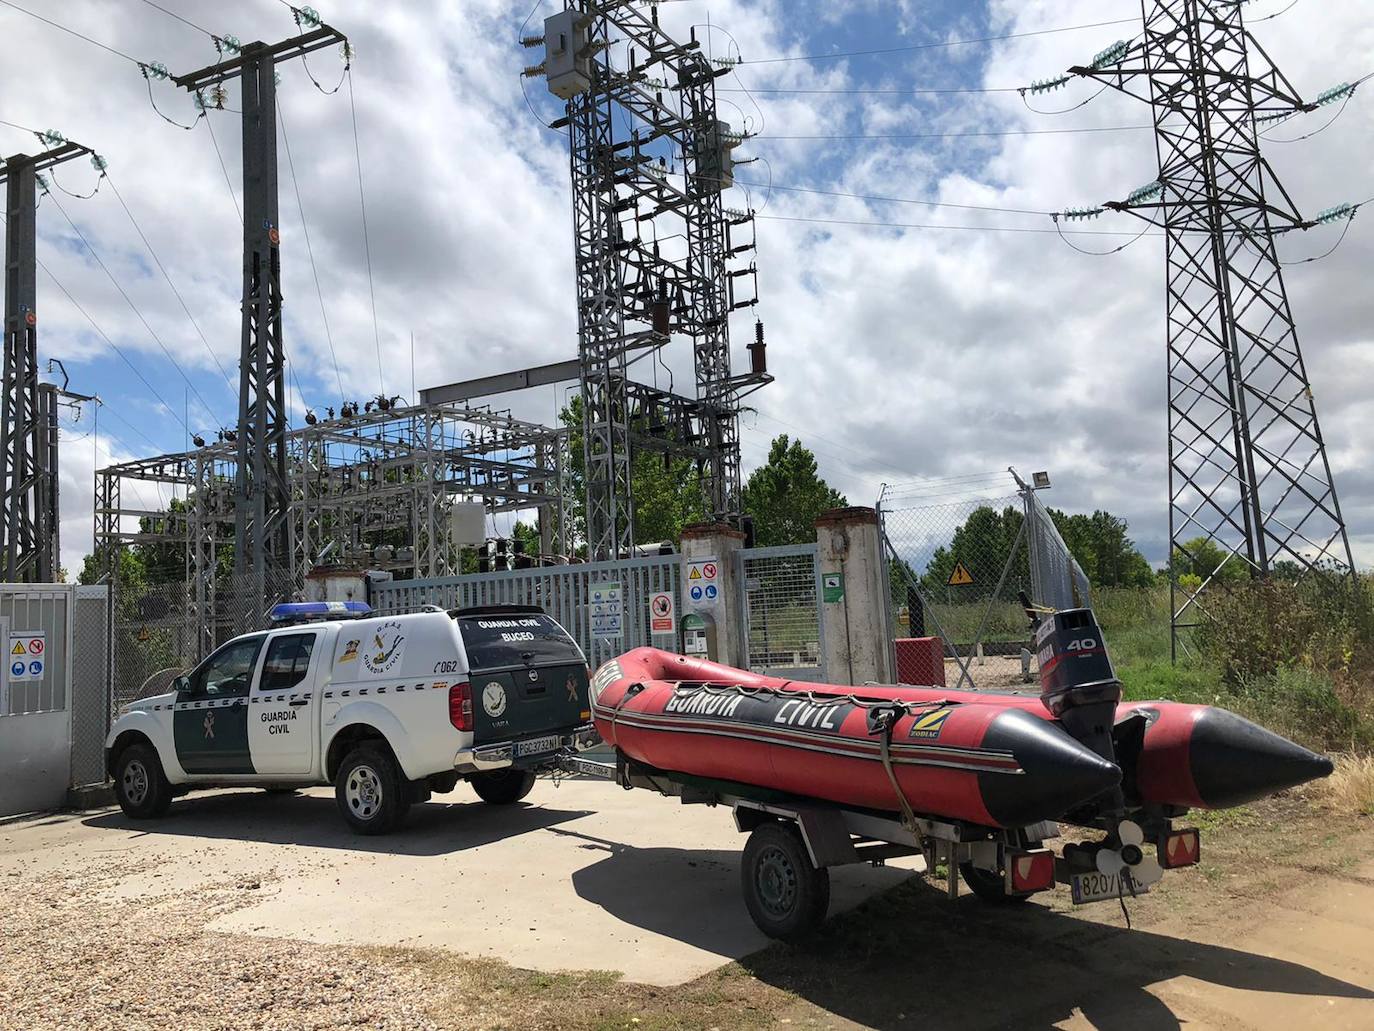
[1172,536,1252,584]
[740,435,848,547]
[1052,509,1155,588]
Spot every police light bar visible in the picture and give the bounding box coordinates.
[268,600,372,623]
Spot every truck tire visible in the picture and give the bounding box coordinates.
[959,861,1031,904]
[741,821,830,941]
[469,768,536,805]
[335,745,410,834]
[113,741,173,819]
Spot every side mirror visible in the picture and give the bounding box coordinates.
[174,675,192,695]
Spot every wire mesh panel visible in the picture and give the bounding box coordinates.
[70,586,111,787]
[1025,488,1092,611]
[739,545,824,681]
[374,554,681,668]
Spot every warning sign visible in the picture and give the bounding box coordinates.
[649,591,676,636]
[8,630,44,683]
[685,556,721,609]
[590,582,623,640]
[947,561,975,587]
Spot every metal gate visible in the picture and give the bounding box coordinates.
[372,554,681,667]
[738,544,825,681]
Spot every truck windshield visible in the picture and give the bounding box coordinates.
[456,613,584,670]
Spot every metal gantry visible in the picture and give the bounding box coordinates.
[1071,0,1355,653]
[97,400,568,654]
[172,23,349,596]
[1,140,95,582]
[530,1,770,559]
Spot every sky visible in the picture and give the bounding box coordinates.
[0,0,1370,578]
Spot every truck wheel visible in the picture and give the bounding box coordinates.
[741,821,830,941]
[958,861,1031,904]
[113,742,173,819]
[335,746,409,834]
[470,768,536,805]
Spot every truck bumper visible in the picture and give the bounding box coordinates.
[454,723,600,773]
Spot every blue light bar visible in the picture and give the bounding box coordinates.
[268,600,372,623]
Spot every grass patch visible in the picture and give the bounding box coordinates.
[1321,753,1374,817]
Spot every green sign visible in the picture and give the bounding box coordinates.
[682,612,706,631]
[822,572,844,603]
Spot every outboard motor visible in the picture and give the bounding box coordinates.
[1034,606,1122,766]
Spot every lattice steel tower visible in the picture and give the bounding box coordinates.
[528,1,768,559]
[1071,0,1354,650]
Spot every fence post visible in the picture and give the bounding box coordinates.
[679,522,746,668]
[815,507,894,685]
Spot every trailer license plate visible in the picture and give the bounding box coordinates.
[1071,870,1150,905]
[517,735,559,758]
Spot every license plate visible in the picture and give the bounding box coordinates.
[516,734,560,758]
[1071,869,1150,905]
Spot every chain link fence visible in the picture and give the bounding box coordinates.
[739,544,824,680]
[111,568,299,709]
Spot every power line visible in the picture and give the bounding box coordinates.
[44,190,223,425]
[719,85,1024,96]
[736,178,1053,216]
[0,0,142,65]
[739,16,1141,65]
[279,102,346,407]
[754,123,1155,141]
[103,172,235,395]
[756,212,1163,237]
[346,68,386,396]
[203,113,242,223]
[135,0,216,38]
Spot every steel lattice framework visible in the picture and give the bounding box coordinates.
[546,1,768,559]
[1072,0,1354,652]
[1,141,93,582]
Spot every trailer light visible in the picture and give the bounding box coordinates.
[449,682,474,732]
[1006,848,1056,894]
[1158,827,1200,868]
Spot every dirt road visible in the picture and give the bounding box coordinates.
[0,785,1370,1029]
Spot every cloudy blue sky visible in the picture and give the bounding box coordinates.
[1,0,1370,575]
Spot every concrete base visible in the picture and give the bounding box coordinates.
[65,782,115,810]
[0,780,921,986]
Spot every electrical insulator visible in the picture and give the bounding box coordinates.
[295,5,322,28]
[1092,40,1129,69]
[1029,75,1071,95]
[1126,180,1163,205]
[143,61,171,80]
[90,154,108,173]
[1062,206,1104,221]
[1315,203,1355,224]
[1316,83,1355,106]
[749,321,767,377]
[40,130,66,146]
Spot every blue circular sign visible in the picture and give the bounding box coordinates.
[11,661,24,678]
[28,660,41,675]
[689,585,703,601]
[705,584,718,599]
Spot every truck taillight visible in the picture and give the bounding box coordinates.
[449,682,473,732]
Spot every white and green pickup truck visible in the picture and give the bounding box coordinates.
[104,603,596,834]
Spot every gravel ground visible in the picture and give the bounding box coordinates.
[0,854,441,1031]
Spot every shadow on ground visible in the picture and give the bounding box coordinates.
[565,828,1373,1030]
[83,789,592,857]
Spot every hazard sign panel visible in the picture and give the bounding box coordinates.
[947,561,975,587]
[8,630,45,683]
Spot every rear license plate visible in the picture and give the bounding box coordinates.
[1071,869,1150,905]
[516,734,560,758]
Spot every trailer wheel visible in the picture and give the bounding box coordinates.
[741,821,830,941]
[958,861,1031,904]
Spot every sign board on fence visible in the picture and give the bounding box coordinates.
[590,582,623,639]
[822,571,844,603]
[649,591,676,636]
[8,630,46,685]
[947,561,975,587]
[685,556,720,607]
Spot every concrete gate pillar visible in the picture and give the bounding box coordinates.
[815,507,895,685]
[679,522,746,669]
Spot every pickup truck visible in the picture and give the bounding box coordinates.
[104,603,597,834]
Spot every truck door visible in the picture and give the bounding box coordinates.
[173,634,266,775]
[247,631,321,776]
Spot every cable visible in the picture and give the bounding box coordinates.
[135,0,216,37]
[1251,0,1302,22]
[45,191,222,425]
[0,0,142,65]
[48,166,105,200]
[741,16,1141,65]
[104,173,236,394]
[1282,211,1358,266]
[718,85,1024,96]
[1020,84,1111,115]
[204,113,242,223]
[346,68,386,396]
[279,103,346,407]
[735,178,1053,216]
[755,123,1155,142]
[1261,92,1353,143]
[0,116,40,134]
[757,213,1163,237]
[1052,215,1153,255]
[146,78,204,130]
[518,0,564,134]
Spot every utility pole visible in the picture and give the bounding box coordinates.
[173,22,349,595]
[526,2,771,559]
[1065,1,1355,655]
[1,139,95,582]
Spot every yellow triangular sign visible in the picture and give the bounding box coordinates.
[688,566,702,580]
[10,640,24,655]
[947,561,974,587]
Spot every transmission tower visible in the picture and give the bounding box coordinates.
[527,2,770,559]
[1,138,96,582]
[173,21,349,592]
[1067,0,1355,654]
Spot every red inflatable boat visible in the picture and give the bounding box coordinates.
[590,610,1332,831]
